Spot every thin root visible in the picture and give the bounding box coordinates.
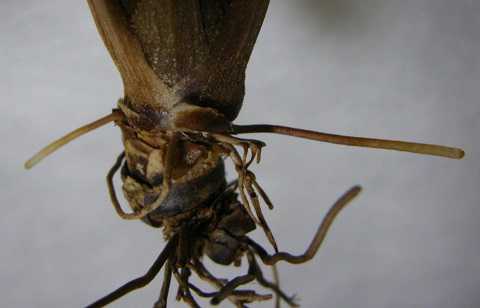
[247,186,362,265]
[25,110,123,169]
[232,124,465,160]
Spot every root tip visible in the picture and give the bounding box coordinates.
[351,185,363,195]
[24,159,35,170]
[455,148,465,159]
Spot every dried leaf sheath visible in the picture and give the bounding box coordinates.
[87,0,175,108]
[88,0,270,120]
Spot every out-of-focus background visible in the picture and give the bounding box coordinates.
[1,1,479,307]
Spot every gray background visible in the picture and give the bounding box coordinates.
[2,0,479,307]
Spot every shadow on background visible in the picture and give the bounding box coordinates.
[289,0,385,37]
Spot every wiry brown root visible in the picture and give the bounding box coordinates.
[247,186,362,265]
[153,259,173,308]
[188,260,249,307]
[186,251,296,307]
[211,133,265,167]
[210,273,256,305]
[86,236,177,308]
[174,258,276,307]
[188,282,272,305]
[272,264,282,308]
[173,267,201,308]
[247,251,298,307]
[219,142,279,252]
